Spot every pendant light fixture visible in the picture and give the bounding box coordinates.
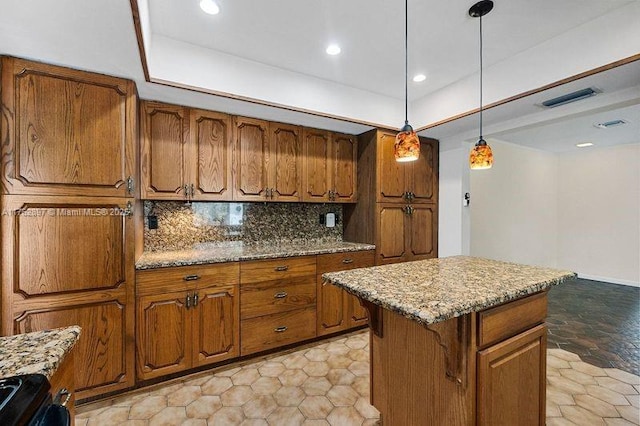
[469,0,494,170]
[394,0,420,162]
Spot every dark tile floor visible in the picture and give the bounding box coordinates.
[547,277,639,375]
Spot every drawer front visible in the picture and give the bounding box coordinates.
[477,292,547,348]
[316,250,375,274]
[241,256,316,284]
[241,276,316,319]
[241,307,316,355]
[136,263,239,296]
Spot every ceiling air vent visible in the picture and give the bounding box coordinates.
[541,88,599,108]
[594,119,627,129]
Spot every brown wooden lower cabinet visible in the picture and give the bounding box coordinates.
[135,263,239,381]
[369,291,548,426]
[49,347,76,423]
[316,250,374,336]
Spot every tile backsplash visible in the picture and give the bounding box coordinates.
[144,201,343,251]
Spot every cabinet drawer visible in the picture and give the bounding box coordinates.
[241,256,316,284]
[477,292,547,348]
[316,250,375,274]
[241,276,316,319]
[241,307,316,355]
[136,263,239,296]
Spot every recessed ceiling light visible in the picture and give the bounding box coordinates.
[576,142,594,148]
[326,44,341,56]
[412,74,426,83]
[200,0,220,15]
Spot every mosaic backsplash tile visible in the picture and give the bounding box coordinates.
[144,201,343,251]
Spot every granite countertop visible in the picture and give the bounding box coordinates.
[0,326,81,380]
[136,241,376,270]
[323,255,576,326]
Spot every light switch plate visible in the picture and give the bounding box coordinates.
[326,212,336,227]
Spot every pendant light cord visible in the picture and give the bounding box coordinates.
[479,13,483,139]
[404,0,409,125]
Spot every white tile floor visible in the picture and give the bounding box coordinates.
[77,330,640,425]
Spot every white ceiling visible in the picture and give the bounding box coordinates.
[0,0,638,140]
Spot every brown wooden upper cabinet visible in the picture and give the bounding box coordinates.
[0,57,137,197]
[377,130,438,204]
[233,118,303,202]
[303,129,357,203]
[140,102,233,201]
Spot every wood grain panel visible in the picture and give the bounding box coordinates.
[347,294,368,326]
[233,117,269,200]
[136,262,239,296]
[375,204,407,265]
[241,307,316,355]
[376,131,408,203]
[136,292,190,380]
[241,276,316,319]
[477,325,547,426]
[15,300,134,399]
[49,346,75,421]
[408,204,437,260]
[410,138,439,203]
[478,292,547,349]
[240,256,316,284]
[316,250,374,273]
[317,277,346,335]
[302,128,331,202]
[1,57,136,197]
[331,133,357,202]
[190,109,233,200]
[270,122,302,201]
[193,284,239,366]
[140,101,186,199]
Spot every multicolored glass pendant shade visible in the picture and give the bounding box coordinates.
[469,138,493,169]
[395,122,420,162]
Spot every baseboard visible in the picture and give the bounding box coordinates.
[577,273,640,288]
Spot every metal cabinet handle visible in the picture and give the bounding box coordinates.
[193,292,199,307]
[274,292,288,299]
[53,388,72,407]
[274,265,289,272]
[274,326,288,333]
[190,183,195,198]
[186,293,192,309]
[184,275,201,281]
[342,258,354,264]
[126,176,135,194]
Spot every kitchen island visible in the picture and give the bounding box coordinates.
[323,256,575,426]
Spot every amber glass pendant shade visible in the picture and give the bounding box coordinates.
[469,139,493,169]
[395,128,420,162]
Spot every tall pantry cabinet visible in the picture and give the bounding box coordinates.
[0,57,138,399]
[344,129,439,265]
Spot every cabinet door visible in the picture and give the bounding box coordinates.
[302,128,331,202]
[15,300,133,400]
[270,122,302,201]
[409,138,438,203]
[192,284,239,367]
[347,294,368,328]
[233,117,269,201]
[408,204,438,260]
[331,133,357,203]
[317,275,348,336]
[477,325,547,426]
[189,109,233,201]
[1,57,136,197]
[137,291,191,380]
[140,101,188,200]
[375,204,408,265]
[376,131,409,203]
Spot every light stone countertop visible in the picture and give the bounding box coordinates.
[322,256,576,326]
[0,326,81,379]
[136,241,376,270]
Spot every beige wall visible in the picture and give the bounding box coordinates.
[557,143,640,285]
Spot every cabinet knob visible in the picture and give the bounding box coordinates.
[274,292,288,299]
[274,265,289,272]
[274,326,288,333]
